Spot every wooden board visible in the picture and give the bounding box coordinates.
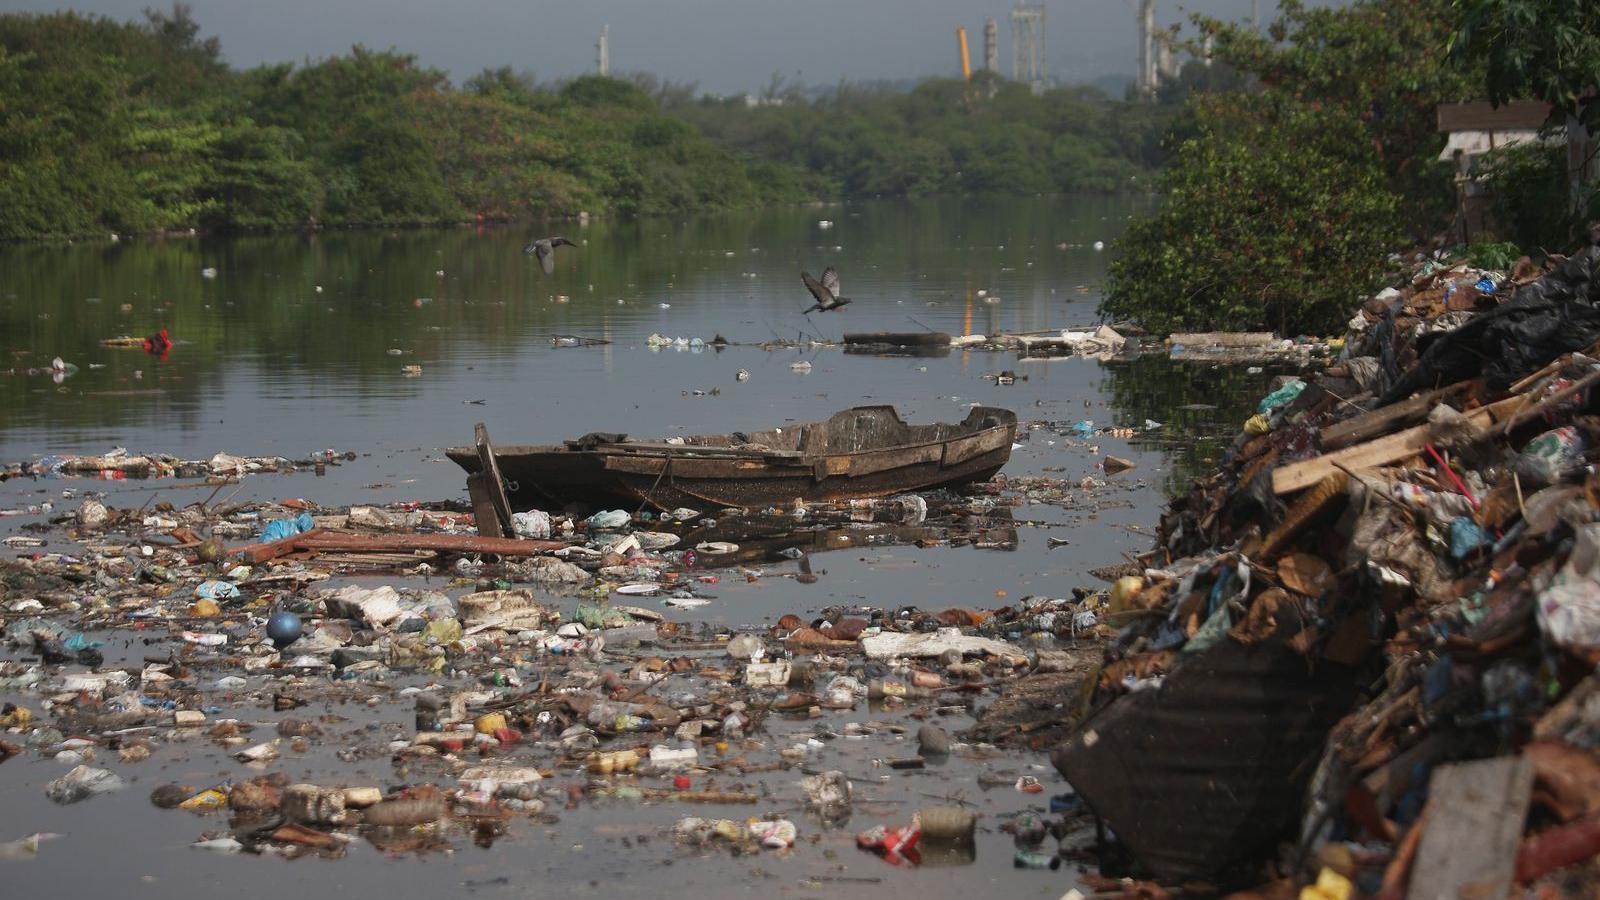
[1436,99,1551,132]
[295,532,565,555]
[1406,756,1534,900]
[475,423,515,537]
[1273,395,1521,495]
[1320,383,1471,451]
[466,473,507,538]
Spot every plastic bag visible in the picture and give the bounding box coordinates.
[45,766,124,804]
[1257,379,1307,414]
[1515,426,1586,488]
[1538,524,1600,649]
[511,510,551,539]
[586,509,630,530]
[258,512,314,543]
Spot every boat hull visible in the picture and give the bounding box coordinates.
[447,406,1016,512]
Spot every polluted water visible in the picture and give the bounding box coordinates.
[0,198,1290,899]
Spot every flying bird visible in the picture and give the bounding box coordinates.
[524,236,576,275]
[801,267,851,314]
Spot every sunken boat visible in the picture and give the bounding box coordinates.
[447,405,1017,512]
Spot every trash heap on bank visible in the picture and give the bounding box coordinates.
[1054,232,1600,898]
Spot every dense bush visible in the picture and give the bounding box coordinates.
[0,8,808,239]
[1102,0,1479,335]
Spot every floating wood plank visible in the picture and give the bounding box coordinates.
[842,332,951,347]
[1273,395,1521,495]
[1406,756,1533,900]
[294,531,563,554]
[1167,332,1278,349]
[475,422,515,537]
[294,532,564,556]
[1319,383,1471,451]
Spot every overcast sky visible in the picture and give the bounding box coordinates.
[0,0,1272,93]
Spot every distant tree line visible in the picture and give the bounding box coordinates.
[0,5,1182,241]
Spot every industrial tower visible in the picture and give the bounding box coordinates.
[1135,0,1155,99]
[983,17,999,74]
[596,24,609,77]
[1010,2,1046,94]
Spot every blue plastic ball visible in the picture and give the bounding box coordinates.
[266,610,302,648]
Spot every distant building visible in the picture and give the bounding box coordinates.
[1438,99,1600,242]
[1011,3,1046,94]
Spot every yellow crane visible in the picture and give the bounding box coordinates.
[956,27,972,81]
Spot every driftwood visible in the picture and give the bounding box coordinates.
[228,529,563,562]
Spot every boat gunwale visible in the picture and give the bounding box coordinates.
[446,407,1016,467]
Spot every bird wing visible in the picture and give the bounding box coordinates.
[536,243,555,274]
[800,271,833,305]
[821,266,841,298]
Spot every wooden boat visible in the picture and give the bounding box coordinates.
[447,406,1017,512]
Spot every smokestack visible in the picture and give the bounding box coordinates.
[983,17,999,73]
[596,24,609,76]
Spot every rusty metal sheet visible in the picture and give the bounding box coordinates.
[1051,634,1369,884]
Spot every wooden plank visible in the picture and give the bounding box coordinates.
[295,532,565,556]
[843,332,952,347]
[1274,396,1521,495]
[466,473,506,539]
[600,442,803,459]
[1406,756,1533,900]
[1320,383,1471,451]
[1167,332,1278,349]
[1437,99,1551,132]
[475,423,516,537]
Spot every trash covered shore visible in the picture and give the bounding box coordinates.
[14,227,1600,897]
[0,440,1129,883]
[1052,230,1600,899]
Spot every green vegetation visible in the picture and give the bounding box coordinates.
[670,73,1174,197]
[0,5,1176,241]
[1452,0,1600,245]
[1105,0,1600,335]
[1451,0,1600,129]
[0,6,807,240]
[1103,0,1480,336]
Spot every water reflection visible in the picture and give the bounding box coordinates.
[0,195,1275,498]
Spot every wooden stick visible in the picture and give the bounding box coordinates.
[1500,367,1600,436]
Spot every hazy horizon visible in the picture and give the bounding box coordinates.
[0,0,1273,93]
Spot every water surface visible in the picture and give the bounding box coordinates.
[0,197,1280,898]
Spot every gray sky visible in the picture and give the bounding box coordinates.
[0,0,1268,93]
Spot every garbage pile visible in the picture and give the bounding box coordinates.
[0,473,1107,868]
[1,447,357,482]
[1052,233,1600,896]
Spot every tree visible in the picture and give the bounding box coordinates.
[1451,0,1600,127]
[1451,0,1600,215]
[1101,97,1398,335]
[1102,0,1476,335]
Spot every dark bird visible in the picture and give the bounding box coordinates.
[523,236,576,275]
[801,267,852,314]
